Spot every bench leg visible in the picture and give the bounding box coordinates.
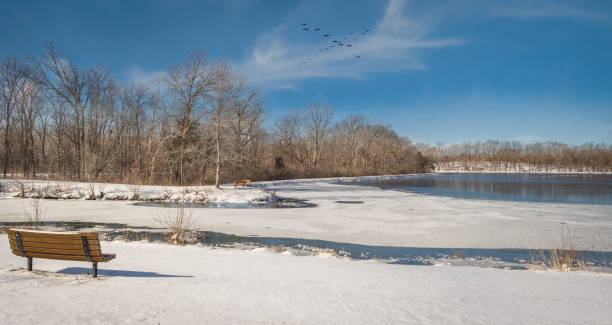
[27,257,32,271]
[92,262,98,278]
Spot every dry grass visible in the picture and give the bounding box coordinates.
[545,224,586,271]
[154,206,198,245]
[528,224,588,271]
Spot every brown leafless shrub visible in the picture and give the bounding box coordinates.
[526,225,595,271]
[130,184,142,200]
[545,224,586,271]
[86,179,96,200]
[154,206,198,245]
[14,179,27,197]
[22,197,45,230]
[97,182,106,199]
[527,225,588,271]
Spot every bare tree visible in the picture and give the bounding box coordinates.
[227,89,264,177]
[305,104,333,168]
[30,43,97,179]
[165,50,212,185]
[209,62,244,188]
[0,58,30,178]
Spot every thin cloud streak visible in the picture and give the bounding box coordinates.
[486,2,607,21]
[238,0,465,90]
[126,67,167,88]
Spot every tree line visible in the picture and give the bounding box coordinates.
[0,44,432,186]
[430,140,612,172]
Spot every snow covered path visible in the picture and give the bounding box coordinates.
[1,237,611,324]
[1,178,611,249]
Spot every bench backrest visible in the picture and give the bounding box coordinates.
[7,229,106,262]
[234,179,251,184]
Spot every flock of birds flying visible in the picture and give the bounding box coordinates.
[298,23,369,66]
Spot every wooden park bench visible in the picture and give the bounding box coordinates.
[233,179,251,188]
[7,229,115,278]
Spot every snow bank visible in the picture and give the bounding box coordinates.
[0,237,610,324]
[0,179,271,203]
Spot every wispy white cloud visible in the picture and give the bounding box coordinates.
[486,2,607,21]
[238,0,465,90]
[126,67,167,88]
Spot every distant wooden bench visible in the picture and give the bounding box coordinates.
[233,179,251,188]
[7,229,115,278]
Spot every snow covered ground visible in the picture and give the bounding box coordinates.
[0,179,271,202]
[1,237,611,324]
[1,175,612,323]
[1,177,611,249]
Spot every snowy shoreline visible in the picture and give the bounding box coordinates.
[0,179,271,203]
[1,170,609,202]
[1,237,611,324]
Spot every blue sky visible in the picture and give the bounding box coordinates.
[1,0,611,145]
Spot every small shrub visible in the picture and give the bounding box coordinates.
[14,179,27,197]
[546,224,586,271]
[23,197,46,230]
[155,206,198,245]
[96,182,106,199]
[528,224,587,271]
[130,185,142,200]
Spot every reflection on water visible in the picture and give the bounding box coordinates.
[2,221,610,270]
[342,173,612,205]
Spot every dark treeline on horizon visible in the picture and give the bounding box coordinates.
[1,44,610,186]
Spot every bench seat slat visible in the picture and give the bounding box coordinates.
[11,247,102,257]
[16,252,112,262]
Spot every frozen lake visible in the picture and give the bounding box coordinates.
[341,173,612,205]
[1,176,611,250]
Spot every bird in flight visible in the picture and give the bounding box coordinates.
[315,28,320,31]
[323,34,330,37]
